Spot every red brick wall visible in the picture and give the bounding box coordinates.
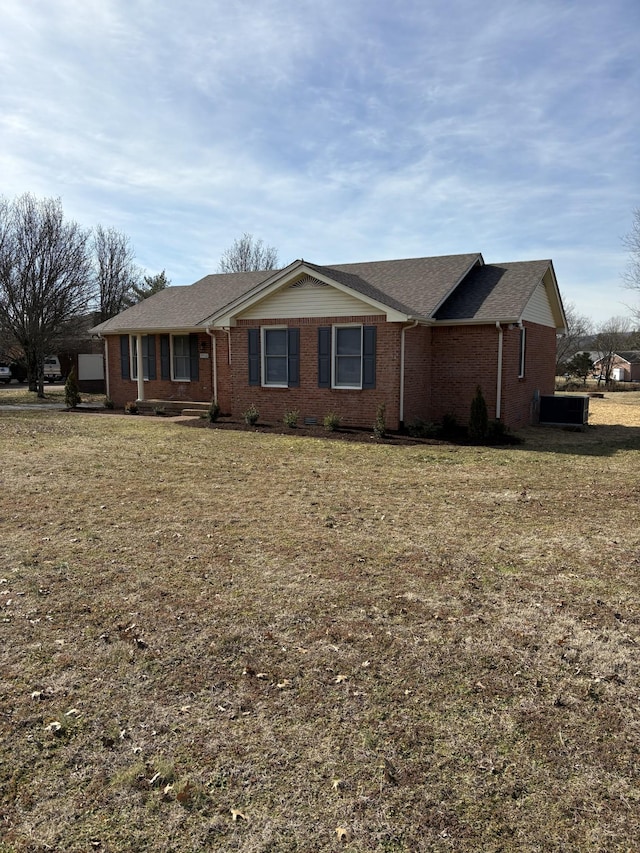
[232,316,402,429]
[402,324,433,425]
[500,322,557,428]
[104,320,557,430]
[429,322,557,428]
[104,332,217,408]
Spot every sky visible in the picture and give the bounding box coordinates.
[1,0,638,326]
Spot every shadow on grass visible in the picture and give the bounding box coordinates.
[513,423,640,457]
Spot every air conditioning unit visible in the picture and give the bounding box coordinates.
[539,395,589,425]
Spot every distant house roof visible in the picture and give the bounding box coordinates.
[90,253,565,335]
[594,350,640,364]
[615,351,640,364]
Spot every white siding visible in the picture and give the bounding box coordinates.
[237,280,384,320]
[522,279,555,327]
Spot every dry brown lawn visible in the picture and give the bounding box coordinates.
[1,393,639,852]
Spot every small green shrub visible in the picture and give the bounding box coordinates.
[373,402,386,439]
[243,404,259,426]
[283,409,299,428]
[208,398,221,422]
[125,401,138,415]
[468,386,488,441]
[323,411,341,431]
[64,369,81,409]
[440,412,458,438]
[406,418,440,438]
[104,396,114,410]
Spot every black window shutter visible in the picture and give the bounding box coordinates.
[189,335,199,381]
[147,335,157,380]
[362,325,376,389]
[160,335,170,379]
[120,335,130,380]
[288,328,300,387]
[318,327,331,388]
[248,328,260,386]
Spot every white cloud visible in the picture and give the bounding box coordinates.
[0,0,638,322]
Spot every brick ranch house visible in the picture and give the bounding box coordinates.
[593,351,640,383]
[90,253,566,431]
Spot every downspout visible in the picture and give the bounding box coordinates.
[206,327,217,403]
[98,334,109,399]
[495,322,503,420]
[400,320,419,426]
[136,333,144,402]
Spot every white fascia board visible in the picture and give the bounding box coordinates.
[203,261,414,326]
[101,327,198,336]
[520,262,567,332]
[200,261,305,327]
[434,317,520,327]
[545,261,567,332]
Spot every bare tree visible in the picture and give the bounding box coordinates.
[555,300,592,374]
[93,224,140,322]
[0,194,93,396]
[218,233,279,273]
[593,316,633,385]
[623,208,640,323]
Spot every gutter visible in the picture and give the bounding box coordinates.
[495,322,503,420]
[400,320,419,425]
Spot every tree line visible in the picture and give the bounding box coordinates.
[0,194,168,396]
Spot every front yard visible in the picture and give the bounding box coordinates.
[0,394,638,851]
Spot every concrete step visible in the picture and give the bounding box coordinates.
[136,399,211,416]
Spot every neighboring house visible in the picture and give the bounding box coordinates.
[593,351,640,382]
[90,253,566,430]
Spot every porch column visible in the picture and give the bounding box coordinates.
[136,334,145,401]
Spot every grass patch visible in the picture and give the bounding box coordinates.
[1,395,639,851]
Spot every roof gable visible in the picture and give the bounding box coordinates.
[434,260,566,329]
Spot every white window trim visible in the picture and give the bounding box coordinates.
[518,327,526,378]
[332,324,363,390]
[171,334,191,382]
[130,335,149,381]
[261,326,288,388]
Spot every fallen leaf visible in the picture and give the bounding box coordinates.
[276,679,292,689]
[336,826,350,842]
[332,778,343,791]
[335,674,348,683]
[231,808,247,822]
[177,782,194,804]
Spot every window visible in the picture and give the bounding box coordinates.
[318,325,376,389]
[130,335,156,380]
[248,328,299,387]
[518,327,526,378]
[263,328,288,386]
[172,335,191,381]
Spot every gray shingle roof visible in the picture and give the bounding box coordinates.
[434,260,552,322]
[308,253,482,318]
[90,270,269,333]
[89,254,557,333]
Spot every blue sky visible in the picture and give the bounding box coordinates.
[1,0,638,325]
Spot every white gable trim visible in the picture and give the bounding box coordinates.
[521,264,566,331]
[202,261,410,326]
